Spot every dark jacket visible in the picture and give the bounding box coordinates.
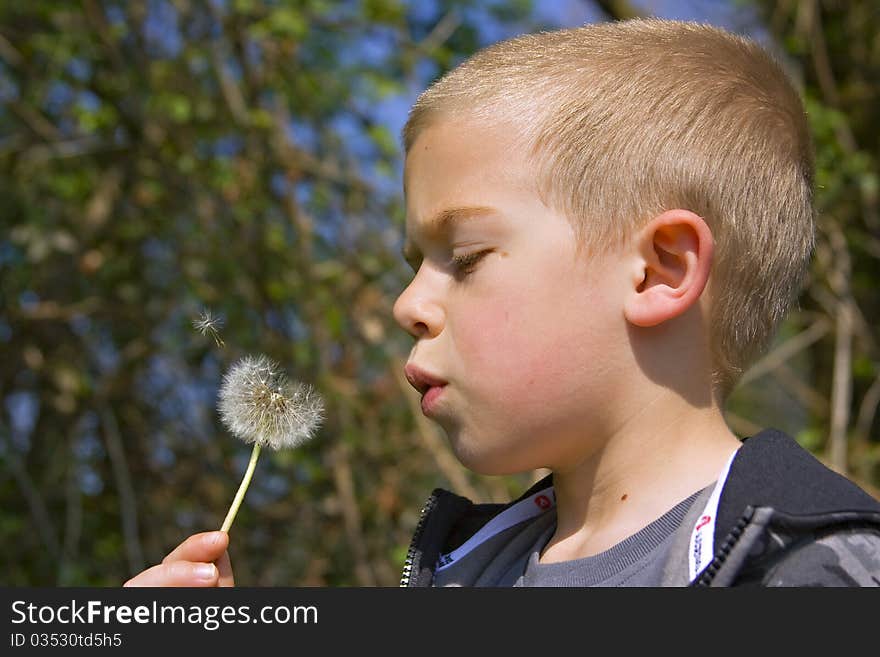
[400,429,880,587]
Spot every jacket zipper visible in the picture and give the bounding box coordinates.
[691,511,752,586]
[399,491,440,587]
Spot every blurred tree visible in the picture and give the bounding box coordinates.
[0,0,540,586]
[723,0,880,491]
[1,0,877,587]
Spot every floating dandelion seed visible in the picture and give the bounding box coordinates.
[192,309,225,347]
[216,354,324,533]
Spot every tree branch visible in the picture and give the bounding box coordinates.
[418,11,461,53]
[854,369,880,447]
[328,441,376,586]
[826,222,853,474]
[101,408,145,575]
[737,317,831,387]
[772,361,830,419]
[7,99,64,142]
[802,0,878,228]
[0,430,61,561]
[208,3,251,126]
[58,449,83,585]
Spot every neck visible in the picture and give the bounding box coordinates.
[540,389,740,564]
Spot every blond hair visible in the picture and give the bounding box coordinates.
[402,18,815,398]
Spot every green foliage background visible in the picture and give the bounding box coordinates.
[1,0,877,586]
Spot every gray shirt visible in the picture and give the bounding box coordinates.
[433,486,707,587]
[515,488,705,586]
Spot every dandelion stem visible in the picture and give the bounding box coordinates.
[220,443,262,533]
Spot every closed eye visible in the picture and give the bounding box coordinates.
[451,249,493,277]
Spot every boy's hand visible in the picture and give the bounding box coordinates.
[123,531,234,587]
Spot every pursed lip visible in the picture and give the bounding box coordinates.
[403,363,448,396]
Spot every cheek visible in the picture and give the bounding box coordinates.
[454,267,624,406]
[456,304,551,384]
[455,286,587,394]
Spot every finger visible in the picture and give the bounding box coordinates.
[215,550,235,587]
[123,561,220,587]
[162,531,229,565]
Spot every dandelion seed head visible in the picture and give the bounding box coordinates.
[217,355,324,450]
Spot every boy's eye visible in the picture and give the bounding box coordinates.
[450,249,492,276]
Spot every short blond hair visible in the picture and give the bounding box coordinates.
[402,18,815,398]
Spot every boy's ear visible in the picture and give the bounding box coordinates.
[623,209,714,328]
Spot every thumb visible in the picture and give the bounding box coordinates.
[215,549,235,587]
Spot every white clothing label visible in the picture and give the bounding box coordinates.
[688,449,739,582]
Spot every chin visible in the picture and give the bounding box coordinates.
[445,430,539,477]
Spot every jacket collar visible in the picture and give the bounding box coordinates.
[714,428,880,547]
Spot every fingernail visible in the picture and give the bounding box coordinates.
[195,564,217,579]
[206,532,225,546]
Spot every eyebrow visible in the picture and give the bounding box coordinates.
[401,205,498,263]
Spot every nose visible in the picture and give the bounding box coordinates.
[393,271,445,339]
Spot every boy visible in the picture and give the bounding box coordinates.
[125,19,880,587]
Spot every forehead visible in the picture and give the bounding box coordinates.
[402,118,534,222]
[406,113,526,165]
[401,122,529,259]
